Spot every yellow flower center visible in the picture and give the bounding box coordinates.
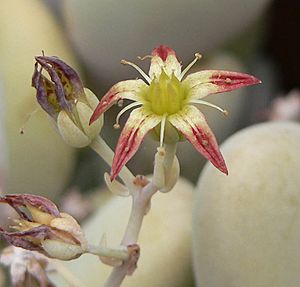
[143,71,189,115]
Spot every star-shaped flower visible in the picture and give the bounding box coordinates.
[90,45,261,180]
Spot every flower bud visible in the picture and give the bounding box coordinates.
[57,109,91,148]
[0,194,87,261]
[32,56,103,147]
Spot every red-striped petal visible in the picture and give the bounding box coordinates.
[168,105,228,174]
[111,108,161,181]
[184,70,261,100]
[89,79,146,124]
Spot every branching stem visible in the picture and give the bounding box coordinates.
[103,181,158,287]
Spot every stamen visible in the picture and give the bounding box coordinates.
[160,114,167,147]
[179,53,202,80]
[137,55,152,60]
[121,59,151,84]
[114,101,142,128]
[190,99,228,116]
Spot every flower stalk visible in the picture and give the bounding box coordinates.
[87,244,129,261]
[89,136,135,190]
[103,178,159,287]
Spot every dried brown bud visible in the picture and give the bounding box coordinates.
[0,245,54,287]
[0,194,87,260]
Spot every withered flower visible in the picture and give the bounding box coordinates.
[0,245,54,287]
[32,55,103,147]
[0,194,87,261]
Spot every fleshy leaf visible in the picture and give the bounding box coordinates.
[111,108,161,180]
[168,105,228,174]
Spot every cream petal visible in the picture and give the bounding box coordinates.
[149,45,181,79]
[89,79,146,124]
[164,54,181,78]
[111,108,161,181]
[149,55,164,79]
[188,83,220,100]
[168,105,228,174]
[184,70,261,100]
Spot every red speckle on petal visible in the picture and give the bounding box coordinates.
[190,126,228,175]
[90,90,119,125]
[110,110,161,181]
[111,126,141,181]
[169,106,228,175]
[210,71,261,93]
[152,45,176,62]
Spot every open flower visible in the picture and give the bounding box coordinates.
[32,55,103,147]
[0,194,87,261]
[90,45,261,180]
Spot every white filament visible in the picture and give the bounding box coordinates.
[179,53,202,81]
[190,99,228,115]
[160,114,167,147]
[114,101,142,128]
[121,59,151,84]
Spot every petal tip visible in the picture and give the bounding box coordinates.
[89,106,102,125]
[210,71,262,93]
[247,75,262,86]
[110,172,117,182]
[89,113,97,125]
[214,159,228,175]
[152,45,176,61]
[220,165,229,175]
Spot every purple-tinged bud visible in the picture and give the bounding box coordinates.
[32,56,103,147]
[0,194,87,260]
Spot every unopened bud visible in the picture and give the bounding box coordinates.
[32,56,103,148]
[57,110,91,148]
[0,194,87,261]
[41,239,84,261]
